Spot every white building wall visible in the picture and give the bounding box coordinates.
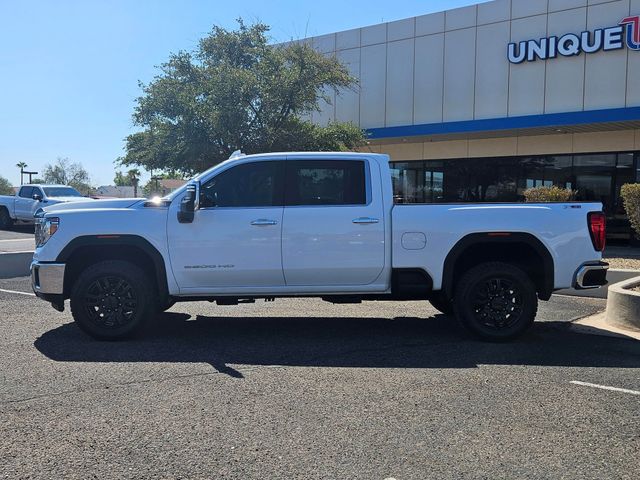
[303,0,638,129]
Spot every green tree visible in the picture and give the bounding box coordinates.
[119,20,365,175]
[0,175,13,195]
[114,168,141,186]
[43,157,92,194]
[142,171,185,196]
[16,162,27,185]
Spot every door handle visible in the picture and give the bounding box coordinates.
[352,217,379,224]
[250,219,278,226]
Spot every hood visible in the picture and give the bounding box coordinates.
[43,198,142,213]
[47,196,92,203]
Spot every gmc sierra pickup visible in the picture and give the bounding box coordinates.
[31,152,608,341]
[0,184,88,229]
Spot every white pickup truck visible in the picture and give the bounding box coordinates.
[0,184,88,229]
[30,152,608,341]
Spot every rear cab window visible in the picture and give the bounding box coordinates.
[285,160,367,206]
[18,187,34,198]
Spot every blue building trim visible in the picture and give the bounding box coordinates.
[365,106,640,139]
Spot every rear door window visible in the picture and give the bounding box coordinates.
[285,160,366,206]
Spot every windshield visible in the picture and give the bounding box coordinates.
[43,187,83,197]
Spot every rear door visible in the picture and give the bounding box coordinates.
[281,157,385,286]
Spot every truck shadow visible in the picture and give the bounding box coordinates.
[34,312,640,378]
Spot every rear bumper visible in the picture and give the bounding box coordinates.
[31,261,65,295]
[573,261,609,289]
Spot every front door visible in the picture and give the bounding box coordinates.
[15,186,35,220]
[167,160,285,292]
[281,158,386,286]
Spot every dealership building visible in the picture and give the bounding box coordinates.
[303,0,640,238]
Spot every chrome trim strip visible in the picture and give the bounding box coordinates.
[31,262,66,295]
[574,263,608,289]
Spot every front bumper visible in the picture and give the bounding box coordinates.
[573,261,609,289]
[31,261,66,296]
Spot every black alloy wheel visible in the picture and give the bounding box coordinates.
[83,276,139,329]
[70,260,155,340]
[453,262,537,341]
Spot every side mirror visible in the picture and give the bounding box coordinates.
[177,182,199,223]
[32,193,42,202]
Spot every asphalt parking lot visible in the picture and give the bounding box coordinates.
[1,275,639,479]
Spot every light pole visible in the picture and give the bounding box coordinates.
[23,171,38,183]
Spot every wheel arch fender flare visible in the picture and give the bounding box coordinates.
[441,232,555,300]
[57,234,169,302]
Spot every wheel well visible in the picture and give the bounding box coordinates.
[60,238,168,303]
[443,234,554,301]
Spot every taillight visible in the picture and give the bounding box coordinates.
[588,212,606,252]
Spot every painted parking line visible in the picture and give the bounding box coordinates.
[570,380,640,396]
[0,288,35,297]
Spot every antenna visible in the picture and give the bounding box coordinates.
[228,150,246,160]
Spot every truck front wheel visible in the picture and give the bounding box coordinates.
[70,260,156,340]
[429,294,454,316]
[453,262,537,341]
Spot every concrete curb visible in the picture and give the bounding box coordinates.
[0,251,33,279]
[573,312,640,341]
[605,275,640,332]
[571,275,640,341]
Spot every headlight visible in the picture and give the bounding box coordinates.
[35,216,59,247]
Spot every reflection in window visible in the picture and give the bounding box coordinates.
[388,152,638,238]
[285,160,365,206]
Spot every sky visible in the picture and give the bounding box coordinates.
[0,0,483,187]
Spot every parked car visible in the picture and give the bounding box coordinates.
[30,152,608,341]
[0,184,90,228]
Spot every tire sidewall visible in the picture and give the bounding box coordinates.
[429,294,454,316]
[70,260,154,340]
[453,263,537,341]
[0,208,12,229]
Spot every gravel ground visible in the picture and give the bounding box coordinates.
[603,246,640,270]
[605,256,640,270]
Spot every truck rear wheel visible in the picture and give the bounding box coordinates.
[70,260,156,340]
[453,262,537,341]
[0,208,13,230]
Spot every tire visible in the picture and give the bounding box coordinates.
[0,208,13,230]
[429,293,454,316]
[70,260,156,340]
[158,299,176,313]
[452,262,538,341]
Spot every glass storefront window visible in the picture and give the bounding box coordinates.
[391,162,425,203]
[573,154,616,167]
[390,151,638,238]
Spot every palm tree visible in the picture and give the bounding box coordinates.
[16,162,27,185]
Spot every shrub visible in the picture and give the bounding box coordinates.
[523,185,576,203]
[621,183,640,237]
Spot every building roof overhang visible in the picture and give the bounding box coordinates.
[366,106,640,144]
